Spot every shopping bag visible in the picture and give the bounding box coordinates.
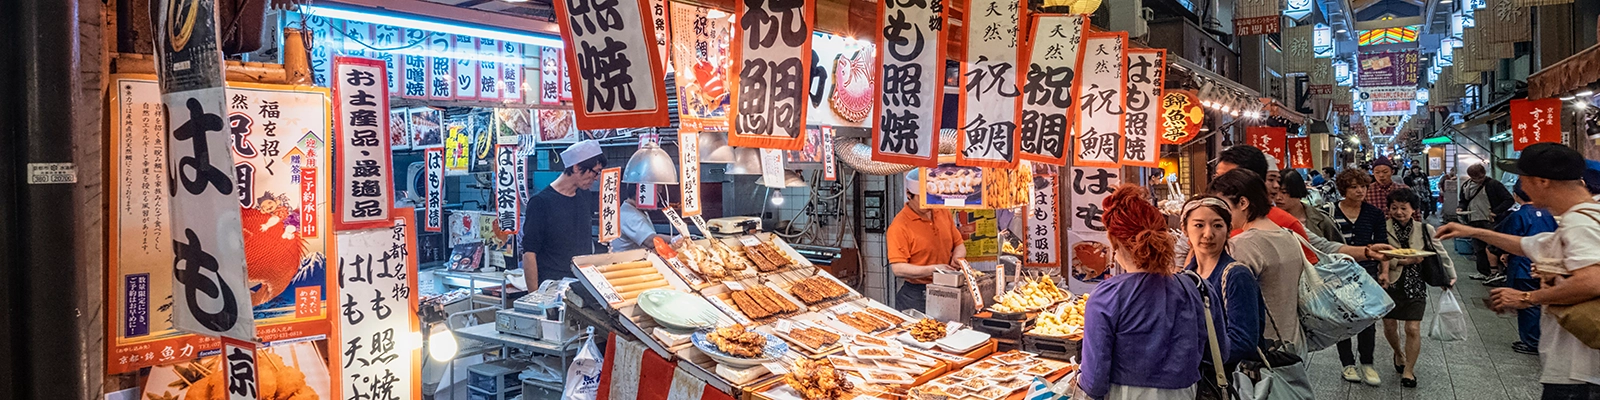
[563,328,603,400]
[1295,235,1394,351]
[1429,289,1468,342]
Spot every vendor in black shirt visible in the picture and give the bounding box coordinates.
[521,140,605,290]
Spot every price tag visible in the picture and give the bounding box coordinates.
[709,297,753,325]
[738,235,762,247]
[689,215,711,236]
[578,266,624,304]
[995,265,1006,296]
[829,302,864,315]
[944,197,965,207]
[961,265,984,309]
[774,319,795,333]
[662,207,692,237]
[661,256,705,286]
[763,361,791,375]
[760,149,785,188]
[724,280,747,291]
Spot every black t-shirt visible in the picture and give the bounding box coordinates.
[521,187,597,282]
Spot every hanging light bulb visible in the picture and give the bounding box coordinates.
[768,188,785,206]
[428,329,459,362]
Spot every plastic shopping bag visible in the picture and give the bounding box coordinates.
[562,329,603,400]
[1429,289,1468,342]
[1298,251,1394,351]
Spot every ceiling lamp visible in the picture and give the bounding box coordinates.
[780,170,808,188]
[725,147,764,175]
[622,141,680,184]
[698,131,736,163]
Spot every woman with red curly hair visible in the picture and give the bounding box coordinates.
[1074,185,1226,400]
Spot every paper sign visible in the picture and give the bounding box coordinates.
[477,38,501,100]
[739,236,762,247]
[599,167,623,242]
[540,47,562,105]
[955,0,1026,168]
[579,266,624,303]
[333,57,395,230]
[708,296,753,325]
[870,0,946,167]
[680,131,702,216]
[427,32,454,99]
[663,207,691,237]
[221,337,258,400]
[689,215,711,238]
[494,144,520,232]
[500,41,523,102]
[1074,33,1127,167]
[1069,167,1119,232]
[724,280,747,291]
[727,0,815,150]
[1288,136,1312,169]
[761,148,785,188]
[1122,49,1165,168]
[1026,171,1060,267]
[333,222,419,400]
[821,126,838,180]
[424,148,444,232]
[1017,14,1086,166]
[453,34,478,100]
[554,0,670,129]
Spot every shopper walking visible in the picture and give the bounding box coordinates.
[1330,168,1389,386]
[1492,182,1557,356]
[1278,170,1343,244]
[1405,166,1437,219]
[1380,190,1455,388]
[1366,158,1410,217]
[1074,185,1223,400]
[1437,143,1600,399]
[1459,163,1514,281]
[1182,196,1263,368]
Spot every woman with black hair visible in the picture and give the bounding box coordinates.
[1382,189,1455,388]
[1330,169,1391,386]
[1277,170,1342,246]
[1181,196,1263,399]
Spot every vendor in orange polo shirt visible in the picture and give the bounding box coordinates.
[889,173,967,313]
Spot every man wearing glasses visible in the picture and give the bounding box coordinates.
[521,140,607,290]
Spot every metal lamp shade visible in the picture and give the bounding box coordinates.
[698,131,736,163]
[725,147,763,175]
[622,142,680,184]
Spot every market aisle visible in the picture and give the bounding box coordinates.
[1305,238,1543,399]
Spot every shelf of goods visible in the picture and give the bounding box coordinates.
[570,232,1028,400]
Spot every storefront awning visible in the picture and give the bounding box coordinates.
[1530,43,1600,99]
[1168,56,1261,99]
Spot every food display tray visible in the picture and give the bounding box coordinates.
[1021,333,1082,361]
[970,312,1035,351]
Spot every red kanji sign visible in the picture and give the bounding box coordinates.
[1287,136,1312,169]
[1246,126,1287,170]
[1511,98,1562,151]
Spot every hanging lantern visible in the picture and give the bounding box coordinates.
[1159,90,1205,145]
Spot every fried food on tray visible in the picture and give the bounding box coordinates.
[788,327,842,350]
[184,352,318,400]
[865,308,905,326]
[707,324,767,358]
[744,241,798,272]
[790,276,850,304]
[837,311,892,333]
[729,285,799,320]
[786,358,855,400]
[910,318,948,342]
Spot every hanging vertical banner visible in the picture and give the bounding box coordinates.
[373,25,402,96]
[956,0,1027,168]
[1313,24,1334,58]
[400,29,428,99]
[495,144,520,232]
[1069,166,1119,232]
[1073,32,1127,167]
[1246,126,1288,170]
[680,131,703,216]
[1017,14,1086,166]
[727,0,815,150]
[1234,0,1282,36]
[333,57,395,230]
[871,0,946,167]
[822,126,838,181]
[670,2,734,131]
[561,55,574,101]
[1480,0,1530,44]
[155,0,255,341]
[1287,136,1312,169]
[220,336,258,400]
[1122,48,1165,168]
[599,167,623,242]
[500,41,523,103]
[340,21,371,58]
[332,220,420,400]
[1511,98,1562,151]
[553,0,670,130]
[425,148,443,232]
[428,32,454,100]
[303,14,335,88]
[1158,90,1203,145]
[1309,57,1335,97]
[1282,25,1314,73]
[540,47,562,105]
[477,38,501,100]
[650,0,670,68]
[453,34,478,100]
[1025,168,1060,267]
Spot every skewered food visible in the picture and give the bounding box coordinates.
[909,318,948,342]
[788,327,842,350]
[790,276,850,304]
[729,285,799,320]
[182,352,317,400]
[1031,293,1088,337]
[837,311,892,333]
[742,241,797,272]
[707,324,767,358]
[990,275,1069,313]
[786,358,855,400]
[864,308,905,326]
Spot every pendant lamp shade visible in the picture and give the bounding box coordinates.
[622,141,680,184]
[698,131,736,163]
[725,147,763,175]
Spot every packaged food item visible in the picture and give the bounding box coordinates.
[992,351,1036,365]
[852,334,894,348]
[861,371,915,386]
[846,345,904,360]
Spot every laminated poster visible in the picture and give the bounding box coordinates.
[809,32,877,129]
[495,144,521,233]
[554,0,670,129]
[1065,230,1117,293]
[408,107,444,148]
[921,156,985,210]
[389,108,411,150]
[478,37,501,101]
[467,109,496,174]
[1025,169,1060,268]
[727,0,815,150]
[400,28,429,99]
[453,34,478,100]
[599,167,624,243]
[1067,166,1118,232]
[680,131,703,216]
[428,32,454,100]
[870,0,946,167]
[670,2,734,129]
[1016,14,1086,166]
[1073,32,1127,168]
[955,0,1026,168]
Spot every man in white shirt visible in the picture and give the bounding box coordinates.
[1437,143,1600,398]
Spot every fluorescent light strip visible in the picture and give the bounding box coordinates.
[299,4,563,49]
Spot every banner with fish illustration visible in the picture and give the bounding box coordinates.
[107,76,333,374]
[670,2,735,133]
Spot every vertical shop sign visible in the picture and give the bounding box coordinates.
[334,221,420,400]
[1068,166,1119,232]
[501,41,523,102]
[495,145,520,232]
[401,28,428,98]
[1026,169,1059,267]
[540,47,562,105]
[871,0,946,167]
[561,55,574,101]
[680,131,703,216]
[1282,25,1313,73]
[822,126,838,181]
[333,57,395,230]
[956,0,1025,168]
[1017,14,1085,166]
[727,0,815,150]
[650,0,670,68]
[599,167,623,242]
[304,14,335,87]
[221,337,258,400]
[553,0,670,130]
[428,32,454,99]
[453,34,478,100]
[155,0,255,341]
[1073,32,1127,167]
[1288,136,1311,169]
[341,21,371,58]
[1122,48,1164,168]
[1511,98,1561,150]
[477,38,501,100]
[424,148,444,232]
[1246,126,1287,170]
[373,25,402,96]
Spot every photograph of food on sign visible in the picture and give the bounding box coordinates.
[920,157,985,209]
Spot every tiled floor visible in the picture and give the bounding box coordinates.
[1304,236,1544,399]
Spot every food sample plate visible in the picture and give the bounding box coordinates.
[638,289,725,330]
[934,329,991,354]
[691,330,789,367]
[1380,249,1437,258]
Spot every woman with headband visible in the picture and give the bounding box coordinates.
[1074,185,1224,400]
[1182,195,1264,397]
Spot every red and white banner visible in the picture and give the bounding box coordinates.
[425,148,443,232]
[477,38,501,101]
[598,334,740,400]
[956,0,1027,168]
[220,337,258,400]
[332,57,395,230]
[680,131,703,216]
[554,0,670,129]
[452,34,478,100]
[1026,169,1060,267]
[599,167,623,243]
[871,0,946,167]
[1073,32,1127,168]
[1122,48,1165,168]
[1016,14,1086,166]
[1246,126,1288,171]
[540,47,562,105]
[1288,136,1312,169]
[728,0,815,150]
[1511,98,1562,151]
[427,32,454,100]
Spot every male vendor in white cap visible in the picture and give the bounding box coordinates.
[521,140,606,290]
[887,172,966,312]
